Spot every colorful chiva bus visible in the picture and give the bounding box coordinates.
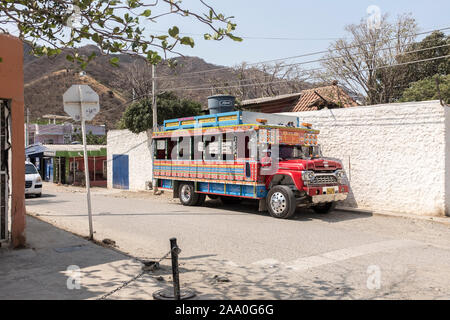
[152,111,349,219]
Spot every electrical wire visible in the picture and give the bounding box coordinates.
[162,54,450,92]
[153,26,450,81]
[158,42,450,91]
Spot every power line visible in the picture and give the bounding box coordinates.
[159,44,450,92]
[154,26,450,81]
[164,54,450,92]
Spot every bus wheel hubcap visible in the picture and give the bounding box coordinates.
[271,192,286,214]
[181,185,191,202]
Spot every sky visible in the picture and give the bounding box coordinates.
[152,0,450,67]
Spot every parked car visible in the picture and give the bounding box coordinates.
[25,161,42,197]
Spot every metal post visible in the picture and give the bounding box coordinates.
[58,157,61,184]
[152,64,159,193]
[170,237,181,300]
[79,86,94,240]
[93,156,96,181]
[25,107,29,147]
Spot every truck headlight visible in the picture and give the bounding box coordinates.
[302,171,315,181]
[335,170,346,183]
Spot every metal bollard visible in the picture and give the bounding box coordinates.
[170,237,181,300]
[152,238,195,300]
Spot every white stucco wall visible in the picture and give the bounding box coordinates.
[282,100,449,217]
[107,129,153,191]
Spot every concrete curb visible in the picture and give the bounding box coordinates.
[335,206,450,226]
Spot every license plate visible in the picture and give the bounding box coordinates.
[327,188,335,194]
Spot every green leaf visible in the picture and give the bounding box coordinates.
[110,57,120,67]
[180,36,195,48]
[204,34,212,40]
[66,54,74,62]
[168,26,179,39]
[141,9,151,17]
[227,34,243,42]
[0,57,3,63]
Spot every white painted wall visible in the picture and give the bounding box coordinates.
[107,129,153,191]
[281,100,449,217]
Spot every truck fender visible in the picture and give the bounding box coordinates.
[266,171,303,191]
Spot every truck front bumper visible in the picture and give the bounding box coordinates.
[304,185,349,204]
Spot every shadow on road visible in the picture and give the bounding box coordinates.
[204,199,372,223]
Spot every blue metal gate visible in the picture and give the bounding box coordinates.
[112,154,129,189]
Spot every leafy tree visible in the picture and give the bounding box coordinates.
[120,92,202,133]
[400,74,450,104]
[399,31,450,84]
[0,0,242,67]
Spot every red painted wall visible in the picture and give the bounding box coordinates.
[0,35,25,247]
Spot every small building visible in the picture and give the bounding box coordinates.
[241,85,359,113]
[26,122,106,146]
[25,144,107,187]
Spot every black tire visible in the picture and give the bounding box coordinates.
[178,183,199,206]
[196,194,206,206]
[312,202,336,214]
[266,185,297,219]
[220,196,242,205]
[35,193,42,198]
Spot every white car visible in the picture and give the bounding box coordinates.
[25,161,42,197]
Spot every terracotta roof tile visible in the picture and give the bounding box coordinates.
[292,85,358,112]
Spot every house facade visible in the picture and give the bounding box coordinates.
[25,144,107,187]
[26,123,106,146]
[241,84,359,113]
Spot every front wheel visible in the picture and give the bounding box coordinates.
[312,202,336,214]
[178,183,200,206]
[266,185,297,219]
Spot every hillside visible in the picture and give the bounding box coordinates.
[23,44,310,127]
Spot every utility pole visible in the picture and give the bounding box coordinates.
[78,86,94,240]
[152,64,159,194]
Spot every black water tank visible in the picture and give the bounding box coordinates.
[207,95,235,114]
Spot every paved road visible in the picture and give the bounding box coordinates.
[25,184,450,299]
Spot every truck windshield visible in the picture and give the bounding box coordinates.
[25,164,38,174]
[278,145,322,160]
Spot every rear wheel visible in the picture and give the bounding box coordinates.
[266,185,296,219]
[178,183,199,206]
[312,202,335,214]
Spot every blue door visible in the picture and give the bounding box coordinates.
[112,154,129,189]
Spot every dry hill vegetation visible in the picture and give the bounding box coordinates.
[23,44,310,128]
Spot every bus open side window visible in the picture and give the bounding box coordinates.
[236,132,252,160]
[203,134,220,161]
[177,136,191,160]
[222,133,234,161]
[167,139,176,160]
[155,139,166,160]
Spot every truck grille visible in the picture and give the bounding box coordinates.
[310,175,337,185]
[25,181,32,188]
